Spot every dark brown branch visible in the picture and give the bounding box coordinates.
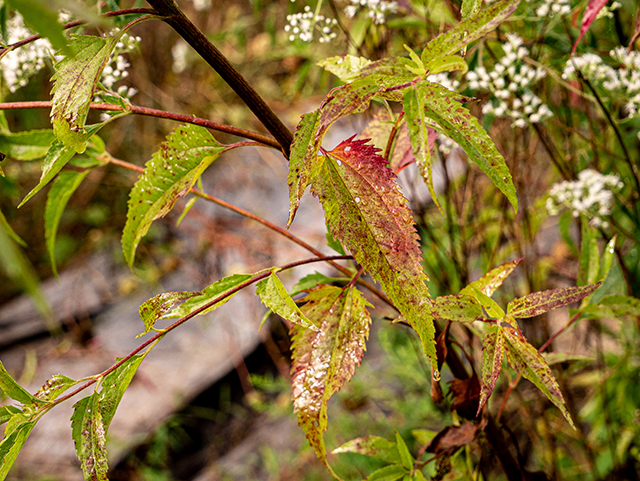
[0,101,280,148]
[144,0,294,157]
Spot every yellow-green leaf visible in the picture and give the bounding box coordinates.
[121,124,225,267]
[425,55,468,75]
[507,283,602,318]
[256,271,318,331]
[461,258,523,298]
[70,394,109,481]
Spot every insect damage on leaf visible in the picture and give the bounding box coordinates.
[291,285,371,471]
[310,137,438,372]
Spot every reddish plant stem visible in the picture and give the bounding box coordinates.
[496,311,582,422]
[47,254,352,409]
[0,101,280,148]
[0,8,159,55]
[144,0,293,156]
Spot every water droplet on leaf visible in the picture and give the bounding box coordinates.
[432,369,441,382]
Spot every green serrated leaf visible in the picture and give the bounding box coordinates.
[403,44,426,77]
[291,285,371,473]
[0,406,21,426]
[478,325,505,414]
[256,272,318,331]
[162,273,254,319]
[411,429,437,445]
[507,283,602,318]
[121,124,225,267]
[70,394,109,481]
[403,87,441,212]
[50,35,113,153]
[416,80,518,212]
[19,124,102,207]
[461,258,523,298]
[138,291,196,336]
[317,55,373,82]
[413,470,428,481]
[45,170,90,277]
[0,419,36,479]
[421,0,520,63]
[472,287,505,318]
[395,430,413,470]
[6,0,72,56]
[425,55,468,75]
[0,129,55,161]
[287,80,381,227]
[503,327,575,428]
[430,294,482,322]
[0,361,45,406]
[34,374,76,402]
[599,295,640,318]
[310,138,437,372]
[366,464,408,481]
[0,208,26,247]
[99,354,146,430]
[332,436,401,464]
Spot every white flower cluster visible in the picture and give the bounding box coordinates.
[344,0,398,25]
[466,34,551,127]
[285,6,338,43]
[0,13,55,93]
[563,48,640,116]
[534,0,571,18]
[190,0,212,11]
[99,30,140,99]
[546,169,623,227]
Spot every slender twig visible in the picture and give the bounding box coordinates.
[0,101,281,148]
[0,8,158,56]
[47,254,351,408]
[144,0,293,157]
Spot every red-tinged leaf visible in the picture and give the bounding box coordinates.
[138,291,196,336]
[421,0,520,63]
[360,112,416,173]
[449,373,480,419]
[287,80,382,227]
[366,464,408,481]
[416,81,518,212]
[503,327,575,428]
[426,421,483,455]
[332,435,402,464]
[460,258,524,298]
[70,394,109,481]
[431,294,482,323]
[291,285,371,473]
[122,124,225,267]
[507,282,602,318]
[478,325,505,415]
[403,86,441,211]
[35,374,76,402]
[310,138,438,372]
[572,0,609,55]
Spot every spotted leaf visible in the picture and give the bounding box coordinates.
[461,258,523,298]
[503,327,574,428]
[291,285,371,473]
[477,325,505,414]
[122,124,225,267]
[138,291,196,336]
[310,138,437,372]
[70,394,109,481]
[507,282,602,318]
